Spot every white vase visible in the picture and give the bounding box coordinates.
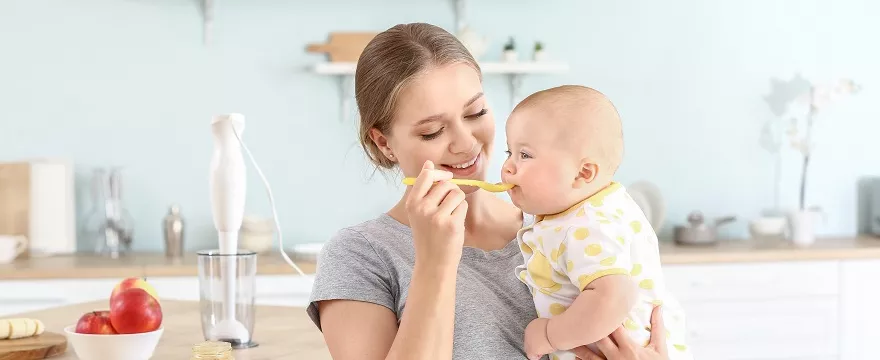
[788,209,822,247]
[533,50,547,62]
[503,50,518,62]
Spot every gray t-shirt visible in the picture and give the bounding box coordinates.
[307,213,544,360]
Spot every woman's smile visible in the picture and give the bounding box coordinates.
[440,151,483,177]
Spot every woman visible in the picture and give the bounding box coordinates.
[306,22,669,360]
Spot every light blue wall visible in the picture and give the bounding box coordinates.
[1,0,878,252]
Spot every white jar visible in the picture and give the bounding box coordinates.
[240,216,274,253]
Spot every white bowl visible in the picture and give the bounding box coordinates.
[749,216,788,237]
[64,325,163,360]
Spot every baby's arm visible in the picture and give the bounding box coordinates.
[549,225,638,351]
[546,273,637,350]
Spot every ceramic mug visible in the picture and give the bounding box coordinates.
[0,235,27,263]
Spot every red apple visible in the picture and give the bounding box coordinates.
[110,277,159,304]
[109,288,163,334]
[75,310,117,334]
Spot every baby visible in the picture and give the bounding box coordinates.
[501,85,692,360]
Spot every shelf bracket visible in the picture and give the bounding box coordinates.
[507,74,524,108]
[200,0,213,45]
[452,0,467,33]
[339,75,355,123]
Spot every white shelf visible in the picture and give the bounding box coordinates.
[312,61,570,75]
[313,60,571,122]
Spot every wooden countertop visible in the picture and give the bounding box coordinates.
[657,235,880,264]
[0,252,316,280]
[2,235,880,280]
[1,300,330,359]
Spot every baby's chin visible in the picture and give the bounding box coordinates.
[508,195,542,215]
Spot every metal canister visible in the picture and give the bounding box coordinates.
[163,204,185,258]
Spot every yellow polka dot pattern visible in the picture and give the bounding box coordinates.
[520,241,532,255]
[630,221,642,233]
[550,243,567,263]
[549,303,567,315]
[600,256,616,266]
[573,227,590,240]
[631,264,642,276]
[527,251,562,294]
[639,279,654,290]
[585,244,602,256]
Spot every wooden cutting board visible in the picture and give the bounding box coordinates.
[306,32,379,62]
[0,332,67,360]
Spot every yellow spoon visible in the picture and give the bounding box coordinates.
[402,177,514,193]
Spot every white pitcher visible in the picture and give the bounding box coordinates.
[788,208,825,247]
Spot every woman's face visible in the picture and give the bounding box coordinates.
[375,62,495,194]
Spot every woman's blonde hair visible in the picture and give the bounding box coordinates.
[355,22,481,169]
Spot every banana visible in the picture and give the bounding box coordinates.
[0,318,45,340]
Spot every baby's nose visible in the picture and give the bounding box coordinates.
[501,165,515,183]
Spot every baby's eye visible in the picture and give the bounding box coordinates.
[519,151,532,159]
[504,150,512,157]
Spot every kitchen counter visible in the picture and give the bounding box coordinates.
[657,235,880,264]
[2,235,880,280]
[0,252,316,280]
[2,300,330,359]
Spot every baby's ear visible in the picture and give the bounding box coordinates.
[574,160,599,188]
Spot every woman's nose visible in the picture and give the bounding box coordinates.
[448,125,477,155]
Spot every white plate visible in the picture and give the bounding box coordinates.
[627,181,666,233]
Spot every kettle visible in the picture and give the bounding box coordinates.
[673,211,736,246]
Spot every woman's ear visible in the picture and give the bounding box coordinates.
[368,128,395,162]
[573,161,599,188]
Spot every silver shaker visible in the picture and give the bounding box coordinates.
[163,204,184,258]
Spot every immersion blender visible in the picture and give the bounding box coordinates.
[209,113,249,342]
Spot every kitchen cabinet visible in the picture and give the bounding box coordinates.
[2,259,879,360]
[662,259,880,360]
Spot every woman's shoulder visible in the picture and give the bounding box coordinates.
[308,214,411,328]
[320,213,413,257]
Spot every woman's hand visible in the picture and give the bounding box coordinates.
[572,306,669,360]
[405,160,469,268]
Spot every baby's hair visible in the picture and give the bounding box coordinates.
[513,85,624,175]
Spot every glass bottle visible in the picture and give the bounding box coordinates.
[190,341,233,359]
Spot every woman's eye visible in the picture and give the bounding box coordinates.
[420,129,443,140]
[467,108,488,119]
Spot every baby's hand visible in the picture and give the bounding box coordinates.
[524,318,555,360]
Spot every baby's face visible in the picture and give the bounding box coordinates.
[501,108,583,216]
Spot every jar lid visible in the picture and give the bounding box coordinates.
[192,340,232,355]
